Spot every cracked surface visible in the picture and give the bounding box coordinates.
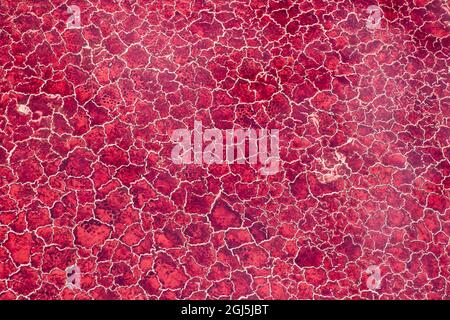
[0,0,449,299]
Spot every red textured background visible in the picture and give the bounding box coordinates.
[0,0,449,299]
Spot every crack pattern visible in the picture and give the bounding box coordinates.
[0,0,449,299]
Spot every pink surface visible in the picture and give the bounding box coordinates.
[0,0,449,299]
